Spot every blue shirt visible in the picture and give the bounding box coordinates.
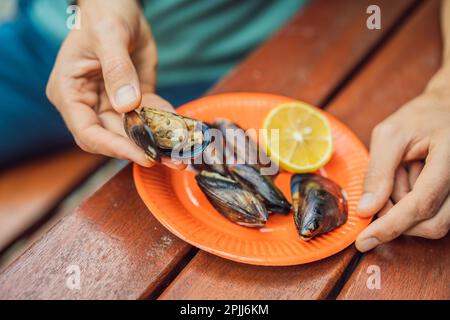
[28,0,306,87]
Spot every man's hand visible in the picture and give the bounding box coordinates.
[355,0,450,252]
[46,0,180,168]
[355,67,450,252]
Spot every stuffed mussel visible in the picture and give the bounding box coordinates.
[193,118,290,224]
[291,174,347,240]
[124,107,211,162]
[196,170,268,227]
[227,164,290,214]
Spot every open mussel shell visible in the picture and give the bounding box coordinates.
[227,164,291,214]
[291,174,348,240]
[156,122,211,160]
[124,110,161,162]
[196,171,268,227]
[124,108,211,162]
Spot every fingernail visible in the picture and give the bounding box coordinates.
[357,193,375,214]
[139,161,155,168]
[115,85,137,107]
[357,237,380,252]
[171,159,183,167]
[165,158,186,170]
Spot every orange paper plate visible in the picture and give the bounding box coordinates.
[134,93,370,266]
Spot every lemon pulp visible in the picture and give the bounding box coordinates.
[262,102,333,173]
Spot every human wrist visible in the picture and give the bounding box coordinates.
[425,63,450,96]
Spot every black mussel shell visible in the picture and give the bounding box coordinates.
[228,164,291,214]
[196,171,268,227]
[124,111,161,162]
[291,174,347,240]
[124,110,211,161]
[157,122,211,160]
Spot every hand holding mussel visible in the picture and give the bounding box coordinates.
[124,107,211,163]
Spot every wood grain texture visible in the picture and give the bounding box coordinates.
[0,166,192,299]
[329,0,443,146]
[0,149,104,252]
[160,0,429,300]
[159,249,355,300]
[210,0,415,106]
[334,1,449,300]
[338,236,450,299]
[0,0,417,299]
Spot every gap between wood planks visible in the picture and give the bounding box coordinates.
[318,0,421,108]
[144,246,199,300]
[0,159,123,272]
[325,252,363,300]
[149,0,424,300]
[0,159,106,258]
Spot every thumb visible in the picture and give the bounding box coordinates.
[96,32,141,113]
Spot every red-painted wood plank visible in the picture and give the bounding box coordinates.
[0,149,104,252]
[0,167,193,299]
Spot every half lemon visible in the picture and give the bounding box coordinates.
[262,102,333,173]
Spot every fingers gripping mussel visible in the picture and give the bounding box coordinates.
[196,171,268,227]
[124,111,160,161]
[291,174,347,240]
[227,164,291,214]
[124,107,211,162]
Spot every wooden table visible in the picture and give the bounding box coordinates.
[0,0,448,300]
